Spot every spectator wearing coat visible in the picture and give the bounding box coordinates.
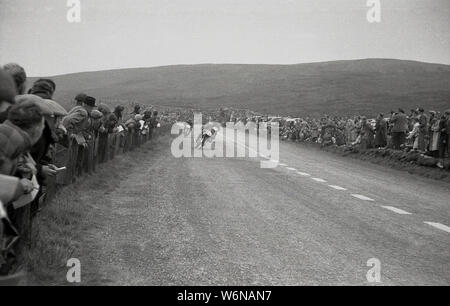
[131,104,141,117]
[360,117,375,150]
[62,95,96,139]
[416,108,428,151]
[150,111,159,129]
[97,113,118,163]
[374,113,388,148]
[390,108,408,150]
[13,95,65,181]
[0,99,45,176]
[114,105,125,124]
[32,99,67,214]
[344,119,356,144]
[428,111,440,157]
[437,110,450,167]
[62,95,96,179]
[407,118,420,151]
[2,99,46,261]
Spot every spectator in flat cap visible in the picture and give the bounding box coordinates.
[0,68,18,124]
[63,95,96,135]
[29,79,56,100]
[7,98,45,147]
[0,98,44,176]
[74,93,87,106]
[62,95,96,179]
[3,63,27,95]
[37,79,55,93]
[20,95,68,183]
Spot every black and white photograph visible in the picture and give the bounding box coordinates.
[0,0,449,291]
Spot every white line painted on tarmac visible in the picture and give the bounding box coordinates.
[297,172,311,177]
[286,167,297,171]
[381,206,412,215]
[312,178,327,183]
[351,194,375,201]
[279,163,287,167]
[424,222,450,233]
[328,185,347,191]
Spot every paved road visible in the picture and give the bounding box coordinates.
[88,130,450,285]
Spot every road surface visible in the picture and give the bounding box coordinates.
[85,130,450,285]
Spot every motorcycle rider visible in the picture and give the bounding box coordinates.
[201,126,218,147]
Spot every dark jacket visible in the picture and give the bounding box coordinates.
[62,106,90,134]
[391,113,408,133]
[30,122,56,181]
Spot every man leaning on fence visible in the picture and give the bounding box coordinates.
[62,95,96,181]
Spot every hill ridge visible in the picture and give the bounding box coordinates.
[29,59,450,117]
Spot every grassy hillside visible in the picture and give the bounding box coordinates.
[30,59,450,117]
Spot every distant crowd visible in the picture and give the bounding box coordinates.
[232,108,449,168]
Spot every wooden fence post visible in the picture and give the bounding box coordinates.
[64,138,78,185]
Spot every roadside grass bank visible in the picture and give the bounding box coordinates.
[292,141,450,183]
[25,130,168,285]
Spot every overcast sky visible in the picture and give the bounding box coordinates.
[1,0,449,76]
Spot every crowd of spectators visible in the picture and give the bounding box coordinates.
[0,63,160,278]
[242,108,449,168]
[221,106,450,169]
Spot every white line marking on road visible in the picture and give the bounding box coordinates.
[424,222,450,233]
[381,206,412,215]
[296,172,311,176]
[279,163,287,167]
[328,185,347,191]
[312,178,327,183]
[286,167,297,171]
[351,194,375,201]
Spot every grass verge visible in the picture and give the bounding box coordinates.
[24,131,167,285]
